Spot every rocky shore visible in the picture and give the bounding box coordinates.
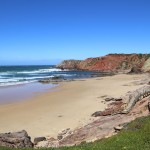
[0,130,33,148]
[38,72,115,84]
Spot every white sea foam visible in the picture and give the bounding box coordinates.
[0,74,73,83]
[53,74,76,77]
[16,68,64,74]
[0,68,73,87]
[0,68,65,75]
[0,76,55,83]
[23,76,55,80]
[0,78,19,83]
[0,72,13,75]
[0,80,36,87]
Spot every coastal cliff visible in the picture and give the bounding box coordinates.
[57,54,150,72]
[56,60,82,70]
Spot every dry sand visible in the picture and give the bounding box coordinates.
[0,74,147,139]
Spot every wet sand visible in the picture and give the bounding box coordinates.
[0,74,147,139]
[0,82,58,104]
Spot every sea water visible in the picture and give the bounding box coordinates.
[0,65,95,87]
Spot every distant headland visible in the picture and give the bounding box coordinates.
[57,53,150,73]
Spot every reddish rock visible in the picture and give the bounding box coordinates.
[92,101,124,117]
[57,54,149,72]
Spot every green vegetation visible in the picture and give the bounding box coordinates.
[1,115,150,150]
[107,53,150,60]
[137,53,150,60]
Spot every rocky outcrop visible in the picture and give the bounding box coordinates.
[38,75,66,84]
[34,137,46,145]
[122,86,150,114]
[92,101,124,117]
[56,60,82,70]
[57,54,150,72]
[34,137,59,148]
[142,57,150,72]
[92,86,150,116]
[0,130,33,148]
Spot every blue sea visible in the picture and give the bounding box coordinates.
[0,65,95,87]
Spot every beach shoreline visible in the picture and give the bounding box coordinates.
[0,82,59,105]
[0,73,147,140]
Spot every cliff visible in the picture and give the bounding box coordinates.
[142,57,150,72]
[57,54,150,72]
[56,59,82,70]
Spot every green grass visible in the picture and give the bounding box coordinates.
[1,115,150,150]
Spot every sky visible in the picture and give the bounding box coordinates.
[0,0,150,65]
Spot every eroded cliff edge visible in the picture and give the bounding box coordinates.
[57,54,150,72]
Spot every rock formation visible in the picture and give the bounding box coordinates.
[56,59,82,70]
[0,130,33,148]
[57,54,150,72]
[121,86,150,113]
[142,57,150,72]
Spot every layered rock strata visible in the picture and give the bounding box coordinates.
[57,54,150,72]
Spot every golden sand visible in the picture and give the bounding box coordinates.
[0,74,146,139]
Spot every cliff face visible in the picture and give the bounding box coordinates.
[57,54,150,72]
[56,60,82,70]
[142,57,150,72]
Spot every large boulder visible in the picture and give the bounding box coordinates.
[34,137,46,145]
[0,130,33,148]
[34,137,59,148]
[142,57,150,72]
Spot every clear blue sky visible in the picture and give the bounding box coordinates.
[0,0,150,65]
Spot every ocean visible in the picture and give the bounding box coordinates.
[0,65,95,87]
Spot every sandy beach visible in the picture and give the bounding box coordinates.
[0,74,147,139]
